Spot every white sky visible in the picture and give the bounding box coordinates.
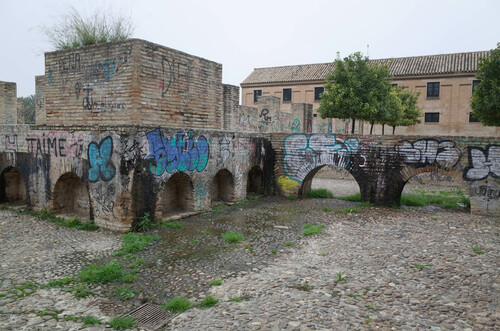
[1,0,499,97]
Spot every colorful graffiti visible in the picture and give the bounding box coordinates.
[194,180,208,209]
[88,136,116,182]
[283,133,360,183]
[146,128,209,175]
[463,145,500,181]
[395,139,461,169]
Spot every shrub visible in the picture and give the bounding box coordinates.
[302,224,325,236]
[307,188,333,199]
[161,296,192,313]
[133,212,153,232]
[222,231,244,243]
[41,5,135,51]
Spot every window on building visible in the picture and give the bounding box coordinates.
[425,112,440,123]
[283,88,292,102]
[469,112,480,122]
[472,80,480,94]
[314,87,324,101]
[253,90,262,103]
[427,82,440,98]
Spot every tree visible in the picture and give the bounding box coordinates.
[17,95,36,124]
[41,5,134,51]
[470,43,500,126]
[317,52,393,134]
[386,86,421,134]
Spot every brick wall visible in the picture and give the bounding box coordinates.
[39,39,224,129]
[0,81,17,124]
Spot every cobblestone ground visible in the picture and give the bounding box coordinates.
[0,195,498,330]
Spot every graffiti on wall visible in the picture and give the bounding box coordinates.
[395,139,461,170]
[26,132,84,158]
[91,182,115,215]
[146,128,209,175]
[161,56,193,97]
[463,145,500,181]
[88,136,116,182]
[474,184,500,200]
[194,180,208,209]
[283,133,361,183]
[219,137,231,163]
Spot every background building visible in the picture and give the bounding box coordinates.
[241,51,500,137]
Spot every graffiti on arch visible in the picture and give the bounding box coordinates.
[88,136,116,182]
[463,145,500,181]
[395,139,461,170]
[282,133,362,183]
[146,128,210,176]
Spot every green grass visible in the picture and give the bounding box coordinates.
[109,316,137,330]
[83,315,100,326]
[21,209,98,230]
[72,285,95,299]
[472,247,484,255]
[322,207,334,212]
[212,204,227,213]
[42,277,74,288]
[294,282,314,291]
[335,272,346,283]
[271,249,277,254]
[284,242,293,247]
[246,195,260,202]
[199,296,219,308]
[302,224,325,236]
[209,279,222,286]
[161,221,184,229]
[161,296,192,313]
[222,231,244,243]
[230,297,243,302]
[400,189,470,210]
[307,188,334,199]
[336,192,362,202]
[200,230,212,235]
[233,200,249,207]
[114,232,157,256]
[416,264,431,270]
[77,261,125,284]
[358,201,373,207]
[113,286,138,300]
[6,282,38,298]
[287,194,297,201]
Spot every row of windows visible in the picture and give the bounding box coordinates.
[253,87,325,103]
[424,112,480,123]
[425,80,480,98]
[254,80,480,103]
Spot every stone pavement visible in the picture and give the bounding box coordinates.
[0,201,499,330]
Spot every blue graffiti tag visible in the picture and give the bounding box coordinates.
[282,133,360,183]
[146,128,210,176]
[88,136,116,182]
[194,180,208,209]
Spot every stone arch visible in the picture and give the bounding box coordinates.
[212,169,235,203]
[395,165,471,207]
[156,172,194,218]
[52,172,90,219]
[0,166,27,205]
[247,166,264,195]
[299,164,362,198]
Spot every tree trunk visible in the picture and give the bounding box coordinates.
[382,124,385,135]
[351,118,356,134]
[392,126,396,135]
[370,122,374,135]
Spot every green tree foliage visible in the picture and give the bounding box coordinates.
[318,52,393,134]
[386,86,421,134]
[17,95,36,124]
[41,5,134,51]
[470,43,500,126]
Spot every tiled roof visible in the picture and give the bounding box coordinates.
[241,51,490,85]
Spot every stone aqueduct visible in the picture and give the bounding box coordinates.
[0,39,498,231]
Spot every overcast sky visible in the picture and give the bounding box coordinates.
[1,0,499,97]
